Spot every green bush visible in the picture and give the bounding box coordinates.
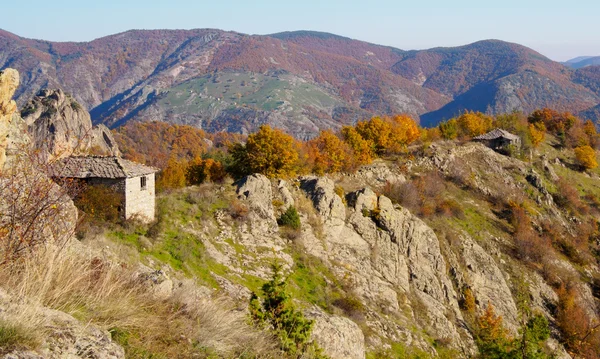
[249,264,327,358]
[278,206,301,230]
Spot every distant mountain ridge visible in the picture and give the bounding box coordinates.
[563,56,600,69]
[1,28,599,137]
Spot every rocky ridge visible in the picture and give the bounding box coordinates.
[22,88,119,160]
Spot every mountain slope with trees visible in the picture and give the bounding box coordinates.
[1,29,599,137]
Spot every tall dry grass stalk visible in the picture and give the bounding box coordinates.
[0,244,279,357]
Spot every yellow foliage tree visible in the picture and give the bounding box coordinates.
[186,157,227,184]
[574,145,598,170]
[387,115,421,152]
[528,123,546,148]
[157,157,187,191]
[243,125,300,178]
[355,116,392,155]
[456,111,493,137]
[341,126,374,165]
[355,115,420,155]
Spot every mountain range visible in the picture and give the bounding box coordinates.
[563,56,600,69]
[1,28,599,137]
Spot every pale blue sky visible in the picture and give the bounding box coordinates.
[3,0,598,61]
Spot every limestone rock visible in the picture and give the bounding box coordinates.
[542,155,559,182]
[0,69,20,172]
[306,307,366,359]
[0,288,124,359]
[236,174,277,232]
[299,176,345,226]
[277,180,295,209]
[458,235,519,331]
[347,187,378,213]
[22,89,119,160]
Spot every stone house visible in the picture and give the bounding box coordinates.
[54,156,159,222]
[473,128,521,154]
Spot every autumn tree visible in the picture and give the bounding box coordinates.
[475,303,513,358]
[355,116,392,155]
[439,119,459,140]
[528,123,546,148]
[388,115,420,151]
[306,130,355,175]
[156,157,187,191]
[456,111,493,138]
[341,126,374,165]
[574,145,598,170]
[186,157,227,185]
[355,115,420,155]
[556,284,600,358]
[230,125,300,179]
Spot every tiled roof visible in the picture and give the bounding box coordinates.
[473,128,520,141]
[52,156,159,179]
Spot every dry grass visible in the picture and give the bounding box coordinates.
[0,244,279,358]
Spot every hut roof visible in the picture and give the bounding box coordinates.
[51,156,158,179]
[473,128,520,141]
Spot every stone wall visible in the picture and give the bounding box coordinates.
[124,174,155,222]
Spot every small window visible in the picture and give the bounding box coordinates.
[140,176,147,190]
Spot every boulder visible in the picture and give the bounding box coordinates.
[277,179,295,209]
[299,176,345,226]
[306,307,366,359]
[347,187,378,213]
[236,174,277,232]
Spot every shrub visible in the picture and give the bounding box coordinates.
[333,296,365,320]
[228,199,249,221]
[0,148,77,264]
[460,287,476,314]
[278,206,301,230]
[75,184,123,223]
[553,177,588,215]
[249,264,326,357]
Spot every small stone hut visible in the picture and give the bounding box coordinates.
[54,156,159,222]
[473,128,521,153]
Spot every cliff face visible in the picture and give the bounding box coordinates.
[0,68,24,172]
[22,88,120,160]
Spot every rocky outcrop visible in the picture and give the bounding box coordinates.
[306,307,366,359]
[0,69,20,172]
[297,178,474,354]
[236,174,277,233]
[0,288,124,359]
[22,89,119,160]
[300,176,346,226]
[457,235,519,331]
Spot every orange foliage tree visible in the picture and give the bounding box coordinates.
[306,130,354,175]
[186,157,227,185]
[156,157,187,191]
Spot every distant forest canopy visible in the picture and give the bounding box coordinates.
[113,107,599,191]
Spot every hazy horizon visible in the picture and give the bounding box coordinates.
[2,0,599,62]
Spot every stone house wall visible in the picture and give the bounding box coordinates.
[124,173,155,222]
